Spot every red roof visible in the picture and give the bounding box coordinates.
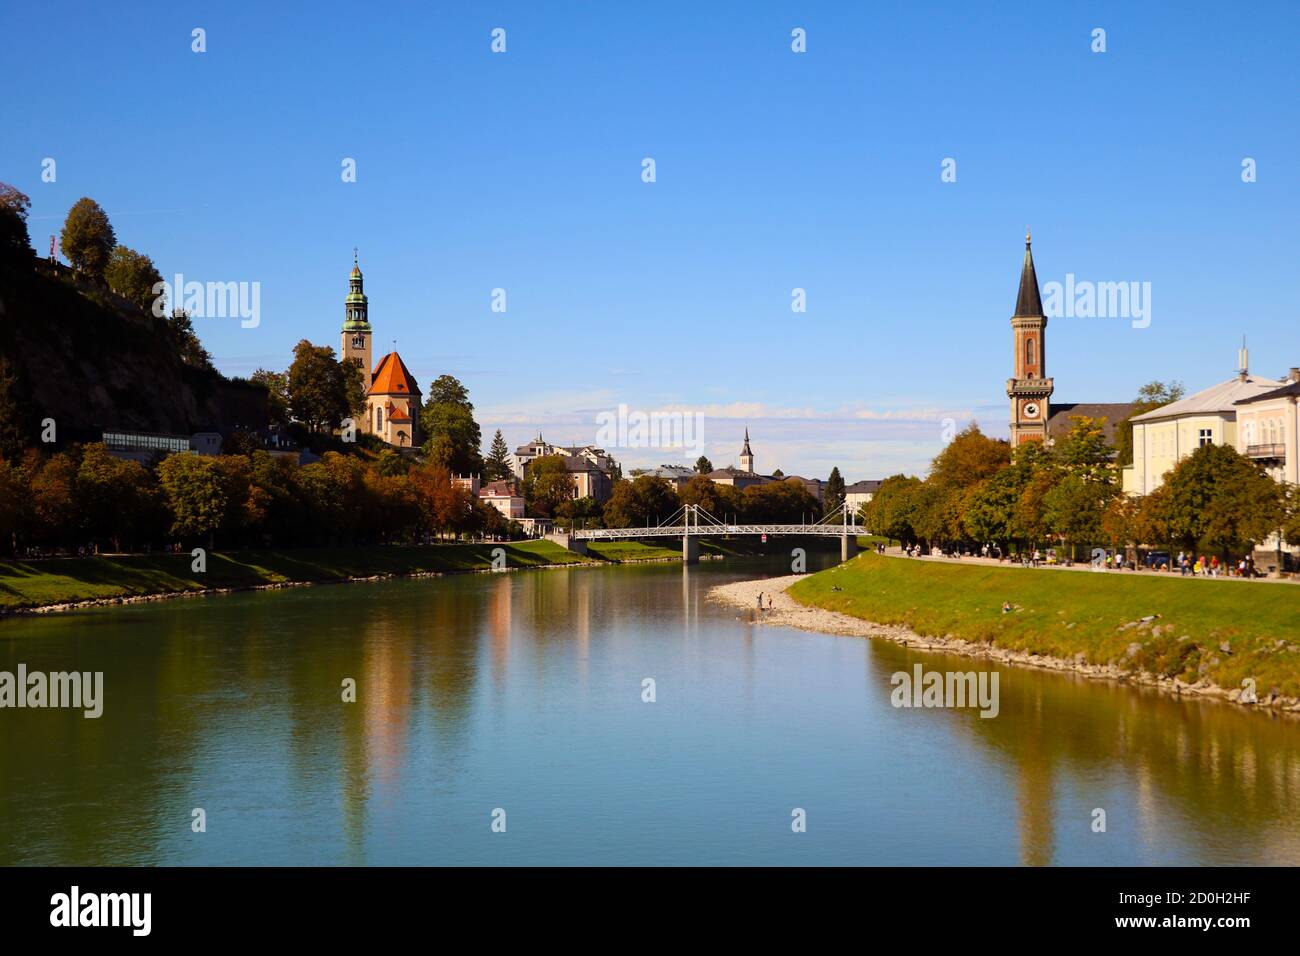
[369,352,421,397]
[384,401,411,423]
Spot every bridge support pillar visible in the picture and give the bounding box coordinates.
[547,532,587,555]
[682,534,699,565]
[840,533,859,563]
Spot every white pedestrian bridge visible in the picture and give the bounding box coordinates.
[556,504,867,563]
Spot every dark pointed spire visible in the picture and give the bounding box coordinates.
[741,427,752,456]
[1014,229,1044,317]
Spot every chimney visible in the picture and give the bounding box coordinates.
[1289,367,1300,383]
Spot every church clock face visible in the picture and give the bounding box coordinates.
[1022,401,1041,419]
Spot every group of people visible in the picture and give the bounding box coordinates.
[888,542,1269,580]
[754,591,775,618]
[1172,551,1256,578]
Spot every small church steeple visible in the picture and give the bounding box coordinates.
[739,427,754,473]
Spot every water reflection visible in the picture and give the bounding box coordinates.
[0,557,1297,865]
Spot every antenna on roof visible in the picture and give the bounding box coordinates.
[1238,335,1249,380]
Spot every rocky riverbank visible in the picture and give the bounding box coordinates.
[707,574,1300,717]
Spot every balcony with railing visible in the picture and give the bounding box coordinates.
[1246,442,1286,461]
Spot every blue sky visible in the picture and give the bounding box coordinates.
[5,1,1297,480]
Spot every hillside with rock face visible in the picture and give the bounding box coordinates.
[0,257,267,442]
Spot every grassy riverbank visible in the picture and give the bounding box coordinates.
[788,553,1300,698]
[0,534,878,613]
[0,541,592,611]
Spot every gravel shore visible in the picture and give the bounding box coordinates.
[707,574,1300,715]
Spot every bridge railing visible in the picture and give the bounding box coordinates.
[572,523,864,540]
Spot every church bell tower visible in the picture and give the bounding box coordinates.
[341,249,372,380]
[1006,231,1053,446]
[739,428,755,473]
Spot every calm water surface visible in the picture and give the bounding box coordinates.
[2,557,1299,865]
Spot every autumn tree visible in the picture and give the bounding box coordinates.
[60,197,116,280]
[408,463,473,538]
[27,451,80,547]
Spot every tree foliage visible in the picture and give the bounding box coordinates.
[484,429,512,481]
[419,374,483,475]
[60,197,116,279]
[104,245,163,312]
[287,340,354,433]
[0,182,33,258]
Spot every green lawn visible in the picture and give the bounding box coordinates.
[584,541,684,562]
[0,540,592,611]
[789,553,1300,697]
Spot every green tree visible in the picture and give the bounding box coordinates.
[1042,472,1116,556]
[742,479,821,523]
[287,340,353,434]
[522,454,575,517]
[76,443,157,551]
[862,474,924,544]
[0,183,33,259]
[104,245,163,312]
[1052,415,1114,480]
[679,474,724,515]
[484,429,512,481]
[694,455,713,474]
[602,475,678,528]
[374,449,410,477]
[419,374,483,475]
[426,374,472,407]
[60,197,116,280]
[824,466,846,513]
[157,453,228,543]
[1155,444,1283,559]
[964,466,1024,548]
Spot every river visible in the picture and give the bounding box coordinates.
[2,555,1298,865]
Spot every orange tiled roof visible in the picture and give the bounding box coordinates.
[385,401,412,423]
[369,352,421,397]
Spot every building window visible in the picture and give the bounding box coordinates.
[1198,428,1213,447]
[1025,337,1035,368]
[377,406,384,430]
